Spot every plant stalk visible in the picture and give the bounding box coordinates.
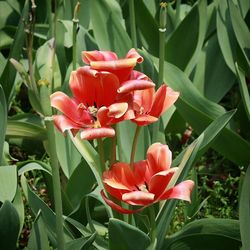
[97,138,106,173]
[130,125,141,169]
[129,0,137,48]
[72,1,80,70]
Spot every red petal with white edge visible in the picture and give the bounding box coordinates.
[101,190,142,214]
[147,143,172,175]
[132,115,158,126]
[118,80,155,94]
[122,191,155,206]
[158,180,194,203]
[150,85,179,118]
[148,168,178,199]
[82,50,118,64]
[53,115,82,134]
[50,92,80,121]
[80,127,115,140]
[125,48,143,63]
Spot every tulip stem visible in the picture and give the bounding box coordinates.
[97,138,106,173]
[152,2,167,143]
[72,1,80,70]
[130,125,141,169]
[148,205,157,248]
[129,0,137,48]
[110,126,117,166]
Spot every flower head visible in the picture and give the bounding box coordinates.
[101,143,194,214]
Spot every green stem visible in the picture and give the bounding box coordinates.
[130,125,141,169]
[45,118,65,250]
[72,2,80,70]
[175,0,181,27]
[129,0,137,48]
[97,138,106,173]
[152,3,167,143]
[148,205,157,248]
[110,125,117,166]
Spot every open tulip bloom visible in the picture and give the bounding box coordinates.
[101,143,194,214]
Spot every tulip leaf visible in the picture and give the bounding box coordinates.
[235,63,250,122]
[0,200,20,250]
[20,174,73,247]
[0,85,7,164]
[65,233,97,250]
[90,0,131,56]
[0,0,29,106]
[27,211,50,250]
[109,218,151,250]
[6,120,47,140]
[163,219,241,249]
[239,166,250,250]
[18,161,51,176]
[66,160,95,208]
[0,165,17,203]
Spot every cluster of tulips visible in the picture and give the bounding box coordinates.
[50,49,194,214]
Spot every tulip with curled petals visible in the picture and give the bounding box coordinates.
[101,143,194,214]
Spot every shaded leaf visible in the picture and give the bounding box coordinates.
[0,85,7,164]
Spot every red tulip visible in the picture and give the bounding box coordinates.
[131,84,180,126]
[101,143,194,214]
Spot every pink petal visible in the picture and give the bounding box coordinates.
[107,102,128,119]
[132,115,158,126]
[129,70,150,81]
[134,160,148,184]
[101,190,142,214]
[150,85,179,118]
[53,115,82,134]
[118,80,155,94]
[122,191,155,206]
[148,168,178,199]
[125,48,143,63]
[158,180,194,203]
[80,127,115,140]
[82,50,118,64]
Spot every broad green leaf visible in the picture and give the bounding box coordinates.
[0,165,17,203]
[6,120,47,140]
[0,0,29,106]
[27,211,50,250]
[21,175,73,247]
[0,201,20,250]
[18,161,51,176]
[66,160,95,208]
[238,0,250,17]
[90,0,131,56]
[0,85,7,164]
[164,219,241,249]
[0,30,13,49]
[35,39,61,91]
[235,64,250,122]
[165,0,207,75]
[228,0,250,76]
[239,166,250,250]
[109,218,151,250]
[65,233,96,250]
[55,130,82,178]
[216,0,237,74]
[0,53,7,76]
[12,186,25,237]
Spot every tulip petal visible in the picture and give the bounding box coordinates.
[125,48,143,63]
[107,102,128,119]
[148,168,178,199]
[132,115,158,126]
[82,50,118,64]
[101,190,142,214]
[53,115,82,134]
[150,85,179,118]
[158,180,194,202]
[122,191,155,206]
[118,80,155,94]
[80,127,115,140]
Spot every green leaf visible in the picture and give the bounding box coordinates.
[164,219,241,250]
[0,165,17,203]
[235,63,250,122]
[65,233,97,250]
[109,219,151,250]
[239,166,250,250]
[0,201,20,250]
[66,160,95,208]
[6,120,47,140]
[27,211,50,250]
[90,0,131,56]
[55,130,82,178]
[0,85,7,164]
[12,186,25,237]
[20,175,73,247]
[18,161,51,176]
[0,0,29,106]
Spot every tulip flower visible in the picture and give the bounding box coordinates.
[131,84,180,126]
[101,143,194,214]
